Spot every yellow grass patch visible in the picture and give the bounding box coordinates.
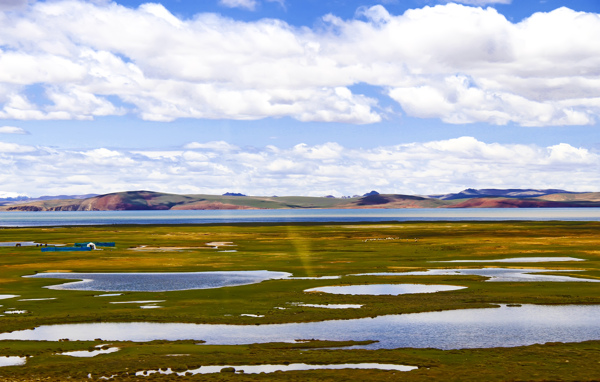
[205,242,236,247]
[128,246,212,251]
[44,270,73,273]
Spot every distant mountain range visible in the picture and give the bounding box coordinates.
[428,188,582,200]
[0,194,98,206]
[1,189,600,211]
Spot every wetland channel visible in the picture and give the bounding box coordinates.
[2,305,600,350]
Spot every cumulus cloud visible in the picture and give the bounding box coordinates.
[0,126,28,134]
[0,137,598,197]
[0,2,598,126]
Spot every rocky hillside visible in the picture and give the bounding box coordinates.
[2,189,600,211]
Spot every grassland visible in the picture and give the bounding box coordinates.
[1,221,600,381]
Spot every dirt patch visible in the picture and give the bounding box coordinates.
[206,242,236,248]
[128,246,212,251]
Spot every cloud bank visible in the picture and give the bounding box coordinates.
[0,2,599,126]
[1,137,597,197]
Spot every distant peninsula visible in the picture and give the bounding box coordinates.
[1,189,600,211]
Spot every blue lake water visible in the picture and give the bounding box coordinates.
[3,208,600,227]
[25,271,291,292]
[2,305,600,350]
[354,268,600,283]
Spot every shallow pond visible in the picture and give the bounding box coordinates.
[433,257,585,263]
[59,346,120,358]
[2,305,600,350]
[0,356,26,367]
[3,310,27,314]
[355,268,600,282]
[24,271,291,292]
[293,303,363,309]
[137,363,417,376]
[305,284,466,295]
[18,298,57,301]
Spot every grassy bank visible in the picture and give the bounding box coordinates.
[1,221,599,380]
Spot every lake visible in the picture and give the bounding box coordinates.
[3,208,600,226]
[2,305,600,350]
[25,271,292,292]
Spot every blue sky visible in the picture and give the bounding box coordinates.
[0,0,599,197]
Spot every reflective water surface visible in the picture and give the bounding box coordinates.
[5,208,600,227]
[24,271,292,292]
[136,363,417,376]
[59,347,120,358]
[305,284,466,295]
[293,303,363,309]
[355,268,600,282]
[433,257,585,263]
[2,305,600,350]
[0,356,26,367]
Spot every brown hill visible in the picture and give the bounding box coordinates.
[536,192,600,202]
[339,194,454,208]
[170,201,257,210]
[449,197,582,208]
[78,191,194,210]
[3,190,600,211]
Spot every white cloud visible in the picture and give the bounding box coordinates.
[0,126,28,134]
[445,0,511,5]
[184,141,239,151]
[0,2,598,126]
[219,0,257,11]
[0,141,35,153]
[0,138,598,197]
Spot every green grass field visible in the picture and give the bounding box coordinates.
[1,221,599,381]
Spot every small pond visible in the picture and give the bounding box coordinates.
[59,346,120,358]
[2,305,600,350]
[293,303,363,309]
[354,268,600,282]
[433,257,585,263]
[18,298,57,301]
[0,356,26,367]
[24,271,291,292]
[305,284,466,295]
[137,363,417,376]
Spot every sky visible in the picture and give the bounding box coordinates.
[0,0,599,198]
